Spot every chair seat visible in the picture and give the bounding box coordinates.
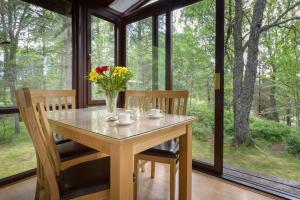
[58,157,110,200]
[56,141,98,162]
[141,140,179,159]
[53,133,71,145]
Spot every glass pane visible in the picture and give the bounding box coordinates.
[109,0,140,13]
[142,0,159,8]
[158,14,166,90]
[127,16,166,91]
[172,1,215,163]
[0,114,36,179]
[223,0,300,188]
[127,17,153,90]
[90,16,115,100]
[0,0,72,108]
[0,0,72,179]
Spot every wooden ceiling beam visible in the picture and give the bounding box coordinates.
[90,7,122,24]
[22,0,72,16]
[85,0,114,9]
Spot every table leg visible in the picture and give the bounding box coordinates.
[179,123,192,200]
[110,143,134,200]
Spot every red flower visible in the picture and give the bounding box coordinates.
[95,66,109,73]
[101,66,109,72]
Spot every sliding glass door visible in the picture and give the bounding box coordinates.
[172,1,217,168]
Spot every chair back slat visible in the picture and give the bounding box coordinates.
[71,96,76,109]
[64,96,69,110]
[58,97,62,110]
[16,88,60,199]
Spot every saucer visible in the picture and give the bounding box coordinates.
[115,119,135,126]
[148,113,164,119]
[105,115,118,121]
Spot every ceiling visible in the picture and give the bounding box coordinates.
[107,0,159,13]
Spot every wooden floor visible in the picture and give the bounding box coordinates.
[0,163,279,200]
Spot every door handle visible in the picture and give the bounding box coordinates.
[215,73,221,90]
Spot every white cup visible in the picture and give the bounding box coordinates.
[132,108,140,118]
[151,109,160,117]
[125,109,132,117]
[118,113,131,123]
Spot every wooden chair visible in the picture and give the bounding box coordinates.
[16,88,110,200]
[16,89,107,200]
[128,90,189,200]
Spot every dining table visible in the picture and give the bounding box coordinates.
[47,106,195,200]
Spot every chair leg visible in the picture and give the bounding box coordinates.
[151,161,155,179]
[141,160,145,173]
[134,157,139,200]
[35,181,42,200]
[35,160,43,200]
[170,160,177,200]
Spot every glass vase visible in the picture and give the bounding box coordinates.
[105,91,118,115]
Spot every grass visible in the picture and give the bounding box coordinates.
[0,117,299,184]
[0,122,36,179]
[192,135,300,182]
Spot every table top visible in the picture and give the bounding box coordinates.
[47,107,195,140]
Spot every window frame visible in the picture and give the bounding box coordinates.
[86,10,118,106]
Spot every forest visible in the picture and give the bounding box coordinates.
[1,0,300,183]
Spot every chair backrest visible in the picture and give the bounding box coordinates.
[16,88,60,199]
[125,90,152,110]
[28,89,76,111]
[151,90,188,115]
[125,90,189,115]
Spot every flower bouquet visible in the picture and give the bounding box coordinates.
[88,66,133,114]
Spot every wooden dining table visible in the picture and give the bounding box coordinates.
[47,107,195,200]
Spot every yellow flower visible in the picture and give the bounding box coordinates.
[89,70,98,82]
[115,66,128,75]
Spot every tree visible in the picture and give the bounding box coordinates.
[0,0,30,133]
[230,0,300,145]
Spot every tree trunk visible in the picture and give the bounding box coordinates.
[257,66,262,115]
[269,66,279,121]
[5,45,20,134]
[233,0,267,146]
[206,78,211,104]
[286,108,292,126]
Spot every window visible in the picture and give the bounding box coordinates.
[0,0,72,179]
[126,16,165,91]
[172,2,215,164]
[90,16,115,101]
[0,114,35,178]
[127,17,153,90]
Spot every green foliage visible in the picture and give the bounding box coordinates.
[251,118,291,143]
[188,106,235,140]
[287,129,300,156]
[0,115,17,143]
[188,105,214,141]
